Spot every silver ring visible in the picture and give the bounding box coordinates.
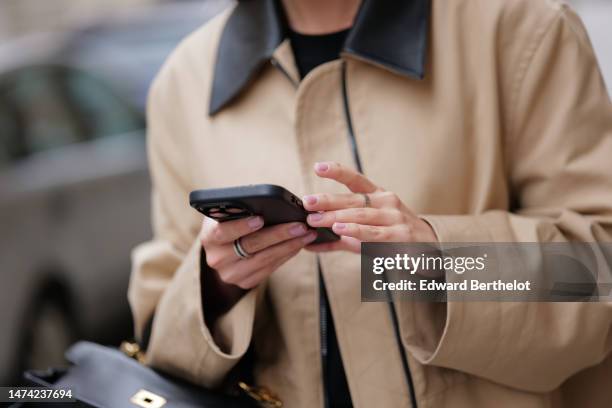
[362,193,371,208]
[233,238,252,259]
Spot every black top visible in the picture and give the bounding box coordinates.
[288,28,354,408]
[288,28,350,78]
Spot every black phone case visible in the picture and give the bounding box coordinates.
[189,184,339,244]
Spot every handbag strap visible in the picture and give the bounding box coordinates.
[341,61,418,407]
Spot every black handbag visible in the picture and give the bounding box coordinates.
[20,341,279,408]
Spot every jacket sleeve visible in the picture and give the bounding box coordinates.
[412,7,612,392]
[127,64,257,388]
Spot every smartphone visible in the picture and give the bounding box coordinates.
[189,184,340,244]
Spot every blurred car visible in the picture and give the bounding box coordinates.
[0,0,229,385]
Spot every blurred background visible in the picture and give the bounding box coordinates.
[0,0,610,387]
[0,0,229,386]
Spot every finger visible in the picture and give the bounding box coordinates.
[247,231,317,269]
[201,216,264,245]
[303,192,366,212]
[206,223,309,269]
[239,222,309,255]
[226,232,317,284]
[313,162,380,193]
[236,267,272,290]
[238,250,299,289]
[203,244,238,270]
[306,236,361,254]
[332,223,412,242]
[303,191,406,212]
[307,208,404,228]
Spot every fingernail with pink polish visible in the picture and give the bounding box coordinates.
[248,217,264,229]
[289,224,307,236]
[303,232,317,244]
[303,195,318,206]
[315,162,330,172]
[308,213,324,223]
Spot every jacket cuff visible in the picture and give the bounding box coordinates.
[420,213,514,244]
[400,300,503,368]
[403,214,511,365]
[145,239,257,388]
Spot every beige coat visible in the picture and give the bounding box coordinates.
[128,0,612,406]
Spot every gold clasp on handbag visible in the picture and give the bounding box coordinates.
[130,389,167,408]
[120,340,146,364]
[239,382,283,407]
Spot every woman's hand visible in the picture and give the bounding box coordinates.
[303,162,438,253]
[200,216,317,326]
[201,216,317,289]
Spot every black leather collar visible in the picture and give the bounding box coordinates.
[209,0,430,115]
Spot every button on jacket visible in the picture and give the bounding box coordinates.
[128,0,612,406]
